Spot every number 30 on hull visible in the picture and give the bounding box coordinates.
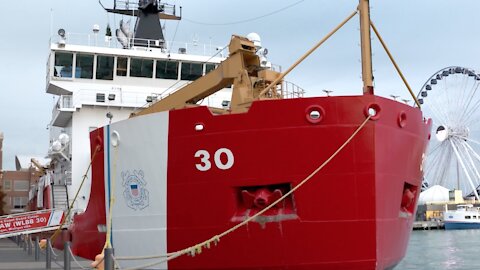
[195,148,235,171]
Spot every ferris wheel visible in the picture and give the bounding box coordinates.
[418,66,480,200]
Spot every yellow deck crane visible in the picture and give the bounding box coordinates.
[132,35,284,117]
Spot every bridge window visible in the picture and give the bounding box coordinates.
[117,57,128,76]
[156,60,178,80]
[130,58,153,78]
[75,54,94,79]
[181,62,203,80]
[96,55,114,80]
[54,52,73,78]
[205,63,216,75]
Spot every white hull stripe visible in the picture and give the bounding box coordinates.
[104,112,169,269]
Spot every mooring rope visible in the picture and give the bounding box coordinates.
[47,145,101,245]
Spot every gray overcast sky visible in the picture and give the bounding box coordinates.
[0,0,479,170]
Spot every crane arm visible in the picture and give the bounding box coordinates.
[132,35,282,117]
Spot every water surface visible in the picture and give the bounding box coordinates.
[397,230,480,269]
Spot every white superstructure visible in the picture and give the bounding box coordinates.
[46,26,228,211]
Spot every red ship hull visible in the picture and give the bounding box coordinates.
[69,95,431,269]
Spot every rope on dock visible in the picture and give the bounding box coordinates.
[47,240,60,258]
[67,244,90,270]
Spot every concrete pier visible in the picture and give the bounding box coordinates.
[412,220,444,230]
[0,237,91,270]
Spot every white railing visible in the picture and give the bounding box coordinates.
[49,79,303,115]
[51,33,223,57]
[281,81,305,99]
[51,95,74,121]
[58,95,73,109]
[150,80,304,106]
[108,0,178,16]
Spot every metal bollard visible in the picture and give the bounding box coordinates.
[23,235,27,252]
[104,247,115,270]
[64,241,71,270]
[27,235,32,255]
[35,236,40,261]
[46,239,52,270]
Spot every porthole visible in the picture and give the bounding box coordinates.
[305,105,325,124]
[195,123,204,131]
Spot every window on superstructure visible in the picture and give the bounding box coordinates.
[156,60,178,80]
[205,64,216,75]
[130,58,153,78]
[181,62,203,80]
[75,54,94,79]
[54,52,73,78]
[117,57,128,76]
[96,55,114,80]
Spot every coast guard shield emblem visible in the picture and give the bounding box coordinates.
[121,170,149,210]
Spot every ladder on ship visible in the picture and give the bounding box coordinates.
[52,184,69,211]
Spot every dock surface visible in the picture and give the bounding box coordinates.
[412,220,444,230]
[0,237,91,270]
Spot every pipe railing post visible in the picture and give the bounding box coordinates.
[27,235,32,255]
[23,235,27,252]
[46,239,52,269]
[35,236,40,261]
[64,241,71,270]
[104,247,114,270]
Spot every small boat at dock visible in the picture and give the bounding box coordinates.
[444,204,480,230]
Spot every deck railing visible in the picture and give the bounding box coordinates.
[51,33,223,57]
[51,95,74,116]
[281,81,305,99]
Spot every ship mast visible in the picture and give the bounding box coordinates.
[359,0,374,95]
